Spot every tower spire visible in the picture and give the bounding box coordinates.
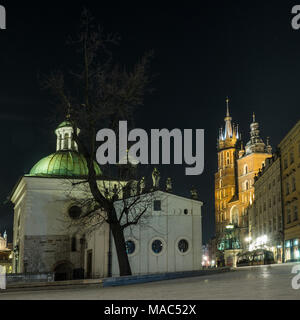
[245,112,271,155]
[224,97,233,138]
[226,97,230,117]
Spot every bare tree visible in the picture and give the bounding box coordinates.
[41,9,153,276]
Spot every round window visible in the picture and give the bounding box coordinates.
[125,240,136,255]
[178,239,189,253]
[152,239,163,254]
[68,206,82,219]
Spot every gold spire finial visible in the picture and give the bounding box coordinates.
[226,97,230,117]
[252,112,256,123]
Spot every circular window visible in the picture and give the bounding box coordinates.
[68,206,82,219]
[152,239,163,254]
[178,239,189,253]
[125,240,136,255]
[184,209,188,215]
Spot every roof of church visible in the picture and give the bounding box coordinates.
[28,150,102,178]
[56,120,73,129]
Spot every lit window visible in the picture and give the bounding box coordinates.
[220,180,223,188]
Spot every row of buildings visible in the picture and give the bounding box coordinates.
[214,99,300,266]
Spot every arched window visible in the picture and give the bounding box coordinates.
[245,181,249,190]
[226,152,230,165]
[59,134,63,150]
[231,207,239,225]
[71,237,77,252]
[244,164,248,175]
[63,133,69,149]
[219,180,223,188]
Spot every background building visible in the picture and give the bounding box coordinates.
[0,231,13,273]
[279,120,300,262]
[249,154,283,262]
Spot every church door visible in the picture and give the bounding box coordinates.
[87,250,93,279]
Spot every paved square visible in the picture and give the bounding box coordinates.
[0,263,300,300]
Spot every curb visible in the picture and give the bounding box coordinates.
[3,279,103,292]
[102,267,231,287]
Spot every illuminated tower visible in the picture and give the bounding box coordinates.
[234,113,272,239]
[215,98,240,239]
[215,102,273,267]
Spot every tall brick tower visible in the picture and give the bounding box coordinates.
[215,98,240,241]
[214,100,273,267]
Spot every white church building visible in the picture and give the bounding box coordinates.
[10,120,203,280]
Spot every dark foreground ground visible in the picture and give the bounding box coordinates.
[0,263,299,300]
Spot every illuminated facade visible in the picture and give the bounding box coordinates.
[278,120,300,262]
[249,154,283,263]
[215,99,272,266]
[0,231,13,273]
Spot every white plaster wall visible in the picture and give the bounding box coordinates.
[85,224,110,278]
[111,191,203,276]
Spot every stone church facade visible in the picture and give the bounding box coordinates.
[10,119,203,280]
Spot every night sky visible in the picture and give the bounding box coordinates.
[0,1,300,243]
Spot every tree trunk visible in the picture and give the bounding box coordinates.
[110,222,132,276]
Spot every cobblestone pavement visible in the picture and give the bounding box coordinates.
[0,263,300,300]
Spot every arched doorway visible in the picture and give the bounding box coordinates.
[54,261,73,281]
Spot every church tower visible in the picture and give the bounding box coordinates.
[233,113,272,234]
[215,98,241,239]
[215,104,273,267]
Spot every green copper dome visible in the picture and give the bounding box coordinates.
[28,150,102,178]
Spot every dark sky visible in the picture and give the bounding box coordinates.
[0,1,299,243]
